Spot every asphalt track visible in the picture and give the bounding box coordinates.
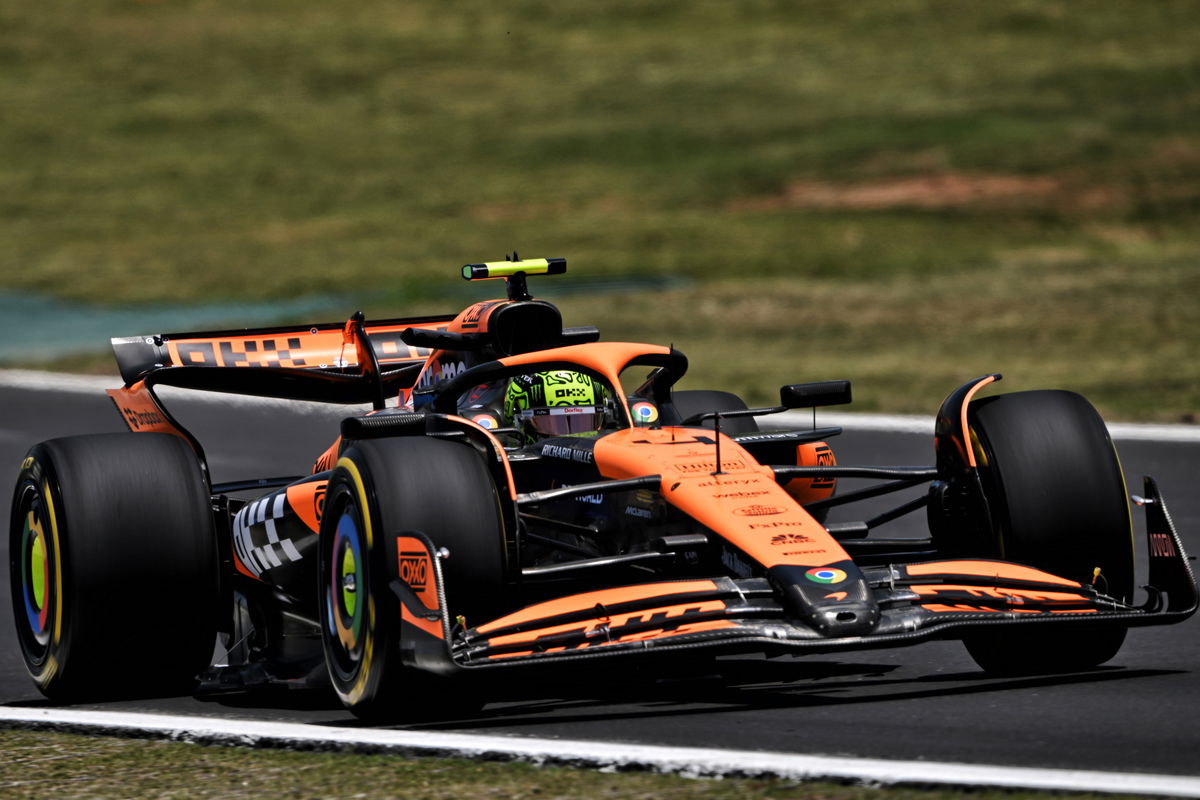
[2,372,1198,784]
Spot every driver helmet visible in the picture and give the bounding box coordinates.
[504,370,609,442]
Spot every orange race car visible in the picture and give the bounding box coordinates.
[10,257,1197,720]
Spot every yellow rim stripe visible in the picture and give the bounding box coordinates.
[41,480,62,685]
[334,457,375,705]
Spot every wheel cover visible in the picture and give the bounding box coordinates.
[325,501,367,678]
[12,482,62,676]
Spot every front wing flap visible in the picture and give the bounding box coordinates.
[399,478,1196,673]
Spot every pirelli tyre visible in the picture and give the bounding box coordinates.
[9,433,218,700]
[962,390,1135,675]
[318,436,507,722]
[669,390,760,435]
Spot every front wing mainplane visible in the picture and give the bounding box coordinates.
[395,476,1196,673]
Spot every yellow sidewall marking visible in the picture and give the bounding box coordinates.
[40,480,63,685]
[335,457,375,706]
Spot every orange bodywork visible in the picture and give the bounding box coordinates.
[904,560,1081,587]
[107,381,192,441]
[397,535,444,638]
[483,599,729,649]
[160,324,434,371]
[286,480,326,535]
[783,442,837,506]
[593,428,849,570]
[909,585,1094,605]
[476,579,722,634]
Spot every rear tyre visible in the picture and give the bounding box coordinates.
[318,437,507,722]
[961,390,1134,675]
[9,433,218,700]
[669,390,759,435]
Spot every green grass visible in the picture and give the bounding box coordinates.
[2,0,1199,420]
[0,728,1150,800]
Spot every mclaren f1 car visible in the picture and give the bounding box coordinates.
[10,257,1197,719]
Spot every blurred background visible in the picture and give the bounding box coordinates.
[1,0,1197,421]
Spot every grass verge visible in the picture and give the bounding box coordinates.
[0,728,1148,800]
[2,0,1198,420]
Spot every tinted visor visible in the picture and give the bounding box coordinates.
[518,406,604,437]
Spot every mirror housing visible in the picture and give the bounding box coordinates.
[780,380,852,409]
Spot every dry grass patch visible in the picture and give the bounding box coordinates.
[728,172,1125,214]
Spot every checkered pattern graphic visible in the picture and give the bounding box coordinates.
[232,493,304,577]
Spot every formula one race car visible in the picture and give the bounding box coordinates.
[10,257,1197,720]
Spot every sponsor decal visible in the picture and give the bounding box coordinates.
[805,567,848,584]
[770,533,813,545]
[576,494,604,505]
[365,330,427,363]
[121,407,166,430]
[712,490,772,500]
[540,443,594,464]
[313,485,326,521]
[631,401,659,424]
[399,551,430,593]
[418,359,467,389]
[549,385,591,402]
[172,336,313,368]
[749,520,807,530]
[721,548,753,578]
[1150,532,1177,558]
[736,432,806,443]
[697,477,761,488]
[811,445,836,489]
[459,300,504,330]
[783,549,827,555]
[733,504,786,517]
[624,506,652,519]
[672,458,746,475]
[470,413,498,430]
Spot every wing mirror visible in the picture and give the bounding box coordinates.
[780,380,852,409]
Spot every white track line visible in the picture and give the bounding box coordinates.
[1,707,1197,797]
[4,369,1198,443]
[769,410,1200,443]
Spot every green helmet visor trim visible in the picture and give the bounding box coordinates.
[516,406,604,437]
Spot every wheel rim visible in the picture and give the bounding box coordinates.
[324,494,368,682]
[13,483,59,668]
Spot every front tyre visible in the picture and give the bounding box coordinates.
[962,390,1134,674]
[318,437,507,722]
[9,434,218,700]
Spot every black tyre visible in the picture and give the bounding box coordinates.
[9,433,218,700]
[669,390,759,435]
[962,390,1134,674]
[318,436,507,721]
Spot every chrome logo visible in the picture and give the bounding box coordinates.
[471,413,498,430]
[805,567,847,584]
[631,401,659,424]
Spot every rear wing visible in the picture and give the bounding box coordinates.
[110,312,455,403]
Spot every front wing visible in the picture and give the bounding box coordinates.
[394,477,1196,674]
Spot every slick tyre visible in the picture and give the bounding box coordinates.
[962,390,1134,675]
[670,390,759,435]
[318,437,506,722]
[9,433,218,701]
